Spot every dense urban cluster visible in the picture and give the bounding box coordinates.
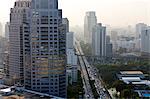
[0,0,149,99]
[81,11,150,99]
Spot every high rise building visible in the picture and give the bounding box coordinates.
[136,23,147,39]
[62,18,69,33]
[106,36,113,57]
[9,0,31,83]
[3,51,9,77]
[106,35,111,44]
[135,23,147,51]
[141,29,150,54]
[110,30,118,51]
[23,0,67,97]
[92,23,106,57]
[0,22,2,36]
[62,18,78,85]
[66,32,77,85]
[5,22,10,40]
[111,30,118,42]
[84,11,97,44]
[66,32,74,49]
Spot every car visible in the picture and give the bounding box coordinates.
[40,96,44,98]
[87,94,90,98]
[103,88,106,92]
[95,85,98,88]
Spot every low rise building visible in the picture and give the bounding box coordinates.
[117,71,145,79]
[117,71,150,98]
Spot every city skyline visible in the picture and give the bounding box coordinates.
[0,0,150,28]
[0,0,149,98]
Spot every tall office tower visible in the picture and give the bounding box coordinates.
[84,11,97,44]
[106,35,111,44]
[24,0,67,97]
[110,30,118,42]
[106,36,113,57]
[136,23,147,39]
[110,30,118,51]
[141,29,150,54]
[3,51,9,77]
[9,0,31,83]
[62,18,69,33]
[66,32,77,85]
[0,22,2,35]
[92,23,106,56]
[5,22,10,40]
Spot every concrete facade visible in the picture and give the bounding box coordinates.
[66,32,78,85]
[84,11,97,44]
[9,0,31,83]
[141,29,150,54]
[92,23,106,57]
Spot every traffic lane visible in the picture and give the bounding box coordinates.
[78,56,94,98]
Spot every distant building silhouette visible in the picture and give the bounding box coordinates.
[141,29,150,54]
[5,22,10,40]
[0,22,2,36]
[92,23,106,57]
[84,11,97,44]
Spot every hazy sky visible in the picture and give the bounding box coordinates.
[0,0,150,27]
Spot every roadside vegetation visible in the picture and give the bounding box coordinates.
[89,79,99,99]
[95,64,150,88]
[67,70,84,99]
[80,41,150,98]
[112,80,139,98]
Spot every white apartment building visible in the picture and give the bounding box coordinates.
[92,23,106,57]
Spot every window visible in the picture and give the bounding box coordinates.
[53,11,57,17]
[49,11,53,17]
[41,11,48,17]
[40,12,48,24]
[54,0,58,9]
[40,0,48,9]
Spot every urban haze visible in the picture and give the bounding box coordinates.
[0,0,149,99]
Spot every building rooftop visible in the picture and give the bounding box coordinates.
[121,77,141,81]
[132,80,150,86]
[120,71,144,75]
[121,77,141,84]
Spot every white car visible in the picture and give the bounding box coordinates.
[87,94,90,98]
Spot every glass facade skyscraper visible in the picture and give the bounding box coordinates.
[9,0,67,98]
[9,0,31,83]
[24,0,67,97]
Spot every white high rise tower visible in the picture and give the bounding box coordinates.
[92,23,106,57]
[141,29,150,54]
[84,11,97,44]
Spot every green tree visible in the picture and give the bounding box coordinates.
[121,89,132,98]
[112,80,126,93]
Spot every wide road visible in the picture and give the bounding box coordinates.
[75,40,111,99]
[89,65,111,99]
[75,41,94,99]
